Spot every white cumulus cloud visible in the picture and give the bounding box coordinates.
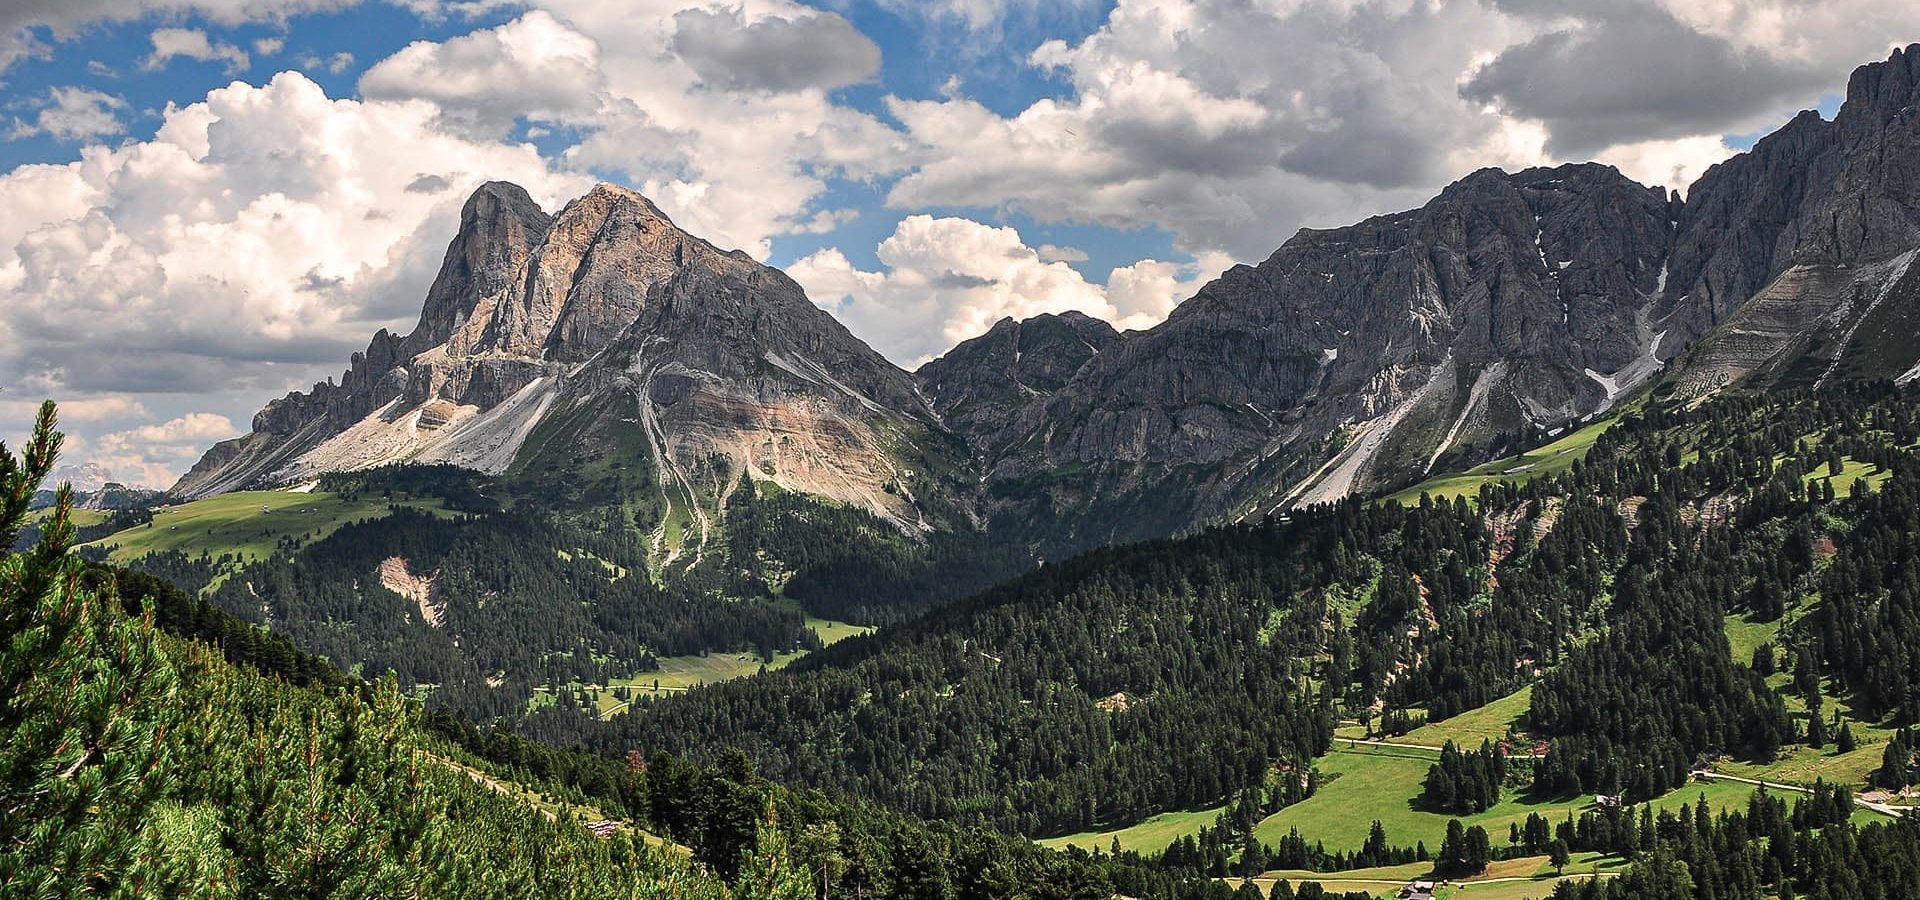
[359,10,604,138]
[7,86,126,141]
[790,215,1218,366]
[89,412,238,487]
[146,27,252,74]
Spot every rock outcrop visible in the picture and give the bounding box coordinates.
[916,311,1119,457]
[1660,44,1920,395]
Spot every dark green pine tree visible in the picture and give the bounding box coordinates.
[733,805,813,900]
[0,402,180,895]
[887,829,954,900]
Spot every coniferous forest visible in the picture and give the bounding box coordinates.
[18,381,1920,898]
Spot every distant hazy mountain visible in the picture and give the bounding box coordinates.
[50,462,118,493]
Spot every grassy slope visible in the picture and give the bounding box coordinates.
[1049,737,1894,859]
[1252,745,1824,855]
[27,506,111,528]
[1382,415,1618,506]
[1723,666,1905,793]
[1035,805,1227,854]
[1719,591,1909,795]
[1721,614,1784,668]
[83,489,452,565]
[1392,686,1534,748]
[1335,686,1535,749]
[583,617,876,716]
[1802,456,1892,496]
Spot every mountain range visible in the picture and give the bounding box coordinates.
[179,45,1920,560]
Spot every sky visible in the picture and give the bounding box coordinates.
[0,0,1909,487]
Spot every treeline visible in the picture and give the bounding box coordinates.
[1545,787,1920,900]
[428,714,1265,900]
[317,462,502,513]
[598,519,1354,834]
[86,563,348,690]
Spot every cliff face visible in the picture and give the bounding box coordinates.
[917,163,1679,547]
[913,45,1920,547]
[1662,44,1920,396]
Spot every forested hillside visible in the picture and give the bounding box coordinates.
[2,405,723,897]
[75,457,1028,724]
[580,382,1920,860]
[21,374,1920,898]
[1,402,1285,900]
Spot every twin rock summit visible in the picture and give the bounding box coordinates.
[181,44,1920,556]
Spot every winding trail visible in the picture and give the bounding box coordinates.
[1694,770,1910,818]
[1333,736,1547,758]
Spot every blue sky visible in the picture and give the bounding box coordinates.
[0,0,1910,485]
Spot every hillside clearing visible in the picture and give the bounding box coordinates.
[1250,744,1864,855]
[1382,414,1621,506]
[1250,850,1625,899]
[577,617,876,717]
[83,489,454,566]
[1336,686,1535,750]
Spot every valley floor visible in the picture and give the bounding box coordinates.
[1246,851,1625,899]
[1047,716,1900,861]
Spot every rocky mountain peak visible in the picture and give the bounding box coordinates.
[916,311,1120,452]
[927,161,1679,549]
[407,180,552,361]
[175,180,936,529]
[1656,44,1920,399]
[175,44,1920,560]
[1840,43,1920,138]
